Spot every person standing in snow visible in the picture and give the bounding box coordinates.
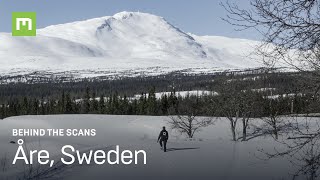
[157,126,169,152]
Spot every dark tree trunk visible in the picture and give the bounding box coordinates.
[242,119,247,141]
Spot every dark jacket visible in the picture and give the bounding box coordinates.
[158,130,169,141]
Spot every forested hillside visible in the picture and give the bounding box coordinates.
[1,70,319,119]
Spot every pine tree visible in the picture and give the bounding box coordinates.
[60,90,66,113]
[138,93,146,115]
[131,99,138,115]
[84,87,91,113]
[22,97,29,115]
[72,97,79,113]
[99,94,106,114]
[107,95,113,114]
[161,94,169,115]
[121,95,129,114]
[40,97,46,115]
[65,93,73,114]
[91,92,99,113]
[31,98,39,115]
[168,91,178,113]
[112,92,120,114]
[0,104,6,119]
[49,100,56,114]
[147,87,157,115]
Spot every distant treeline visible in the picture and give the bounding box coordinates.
[0,86,318,119]
[1,71,320,119]
[0,70,307,102]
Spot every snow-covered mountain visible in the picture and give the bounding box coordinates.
[0,11,263,83]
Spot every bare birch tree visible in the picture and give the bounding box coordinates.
[169,114,212,138]
[168,95,213,138]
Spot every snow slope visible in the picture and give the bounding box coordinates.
[0,115,306,180]
[0,12,263,80]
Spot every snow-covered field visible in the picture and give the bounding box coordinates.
[0,115,313,180]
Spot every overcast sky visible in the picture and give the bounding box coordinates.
[0,0,261,40]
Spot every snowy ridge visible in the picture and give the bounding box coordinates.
[0,11,263,82]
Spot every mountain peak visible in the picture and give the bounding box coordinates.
[38,11,208,59]
[112,11,160,20]
[0,11,261,77]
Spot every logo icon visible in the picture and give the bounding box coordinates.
[12,12,36,36]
